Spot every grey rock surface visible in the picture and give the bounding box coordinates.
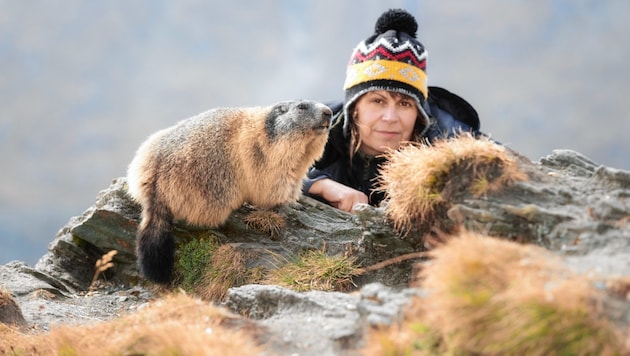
[224,283,420,355]
[0,261,154,331]
[445,149,630,277]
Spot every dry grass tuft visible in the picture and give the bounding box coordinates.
[1,293,263,355]
[176,238,265,302]
[244,209,287,238]
[197,244,264,302]
[365,320,442,355]
[0,324,30,355]
[378,134,527,234]
[265,249,358,292]
[364,231,626,355]
[89,250,117,290]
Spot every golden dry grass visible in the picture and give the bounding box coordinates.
[0,323,27,354]
[89,250,117,290]
[265,249,358,292]
[378,134,527,234]
[364,231,626,355]
[0,293,263,355]
[176,238,265,302]
[197,244,264,301]
[244,209,287,238]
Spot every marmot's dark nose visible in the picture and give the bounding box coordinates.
[322,107,332,121]
[318,107,332,129]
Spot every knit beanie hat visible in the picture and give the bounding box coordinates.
[343,9,430,135]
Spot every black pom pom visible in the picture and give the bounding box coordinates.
[374,8,418,38]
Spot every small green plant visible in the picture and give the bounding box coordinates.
[175,237,219,292]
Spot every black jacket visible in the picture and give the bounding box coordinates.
[303,86,481,206]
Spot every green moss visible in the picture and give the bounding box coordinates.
[71,234,87,248]
[175,236,219,292]
[172,232,268,301]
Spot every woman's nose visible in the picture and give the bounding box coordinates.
[382,104,398,121]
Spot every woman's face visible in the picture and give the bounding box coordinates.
[353,90,418,156]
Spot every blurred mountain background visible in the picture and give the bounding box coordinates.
[1,0,629,265]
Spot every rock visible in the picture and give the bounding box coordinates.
[445,149,630,278]
[0,261,155,331]
[34,177,416,290]
[0,285,27,329]
[224,283,420,355]
[1,261,72,298]
[35,178,142,291]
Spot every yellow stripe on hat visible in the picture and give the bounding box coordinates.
[343,59,428,99]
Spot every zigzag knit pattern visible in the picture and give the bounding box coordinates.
[349,37,427,69]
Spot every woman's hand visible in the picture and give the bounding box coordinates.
[308,178,368,213]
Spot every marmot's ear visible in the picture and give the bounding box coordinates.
[270,102,289,116]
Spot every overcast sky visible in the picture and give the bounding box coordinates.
[1,0,629,264]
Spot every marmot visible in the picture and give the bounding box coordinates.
[127,100,332,283]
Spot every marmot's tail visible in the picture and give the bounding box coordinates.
[136,198,175,284]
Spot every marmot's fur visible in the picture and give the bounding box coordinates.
[127,100,332,283]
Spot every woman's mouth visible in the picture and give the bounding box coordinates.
[375,130,400,137]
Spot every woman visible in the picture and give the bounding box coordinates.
[303,9,481,212]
